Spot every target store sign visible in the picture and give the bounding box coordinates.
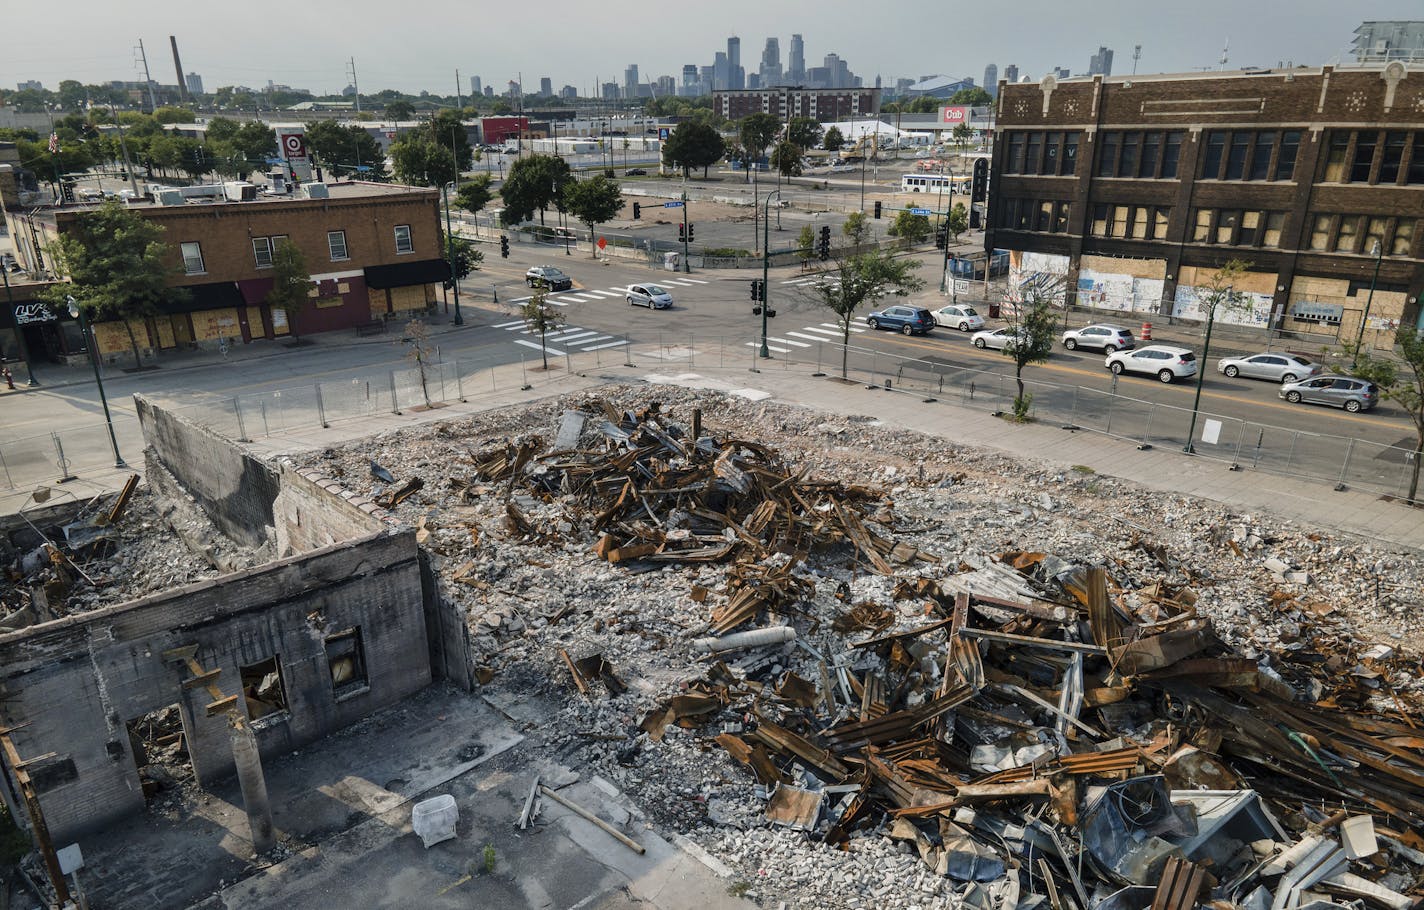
[277,130,308,161]
[939,106,969,125]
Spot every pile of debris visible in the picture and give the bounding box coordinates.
[302,391,1424,910]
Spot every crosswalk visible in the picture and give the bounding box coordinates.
[745,322,865,354]
[781,274,842,289]
[492,320,629,356]
[508,277,710,307]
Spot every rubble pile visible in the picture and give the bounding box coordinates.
[301,389,1424,910]
[0,476,264,628]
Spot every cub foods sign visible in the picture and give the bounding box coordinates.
[939,106,969,124]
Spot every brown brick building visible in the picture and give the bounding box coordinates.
[986,63,1424,344]
[4,182,447,364]
[714,87,881,121]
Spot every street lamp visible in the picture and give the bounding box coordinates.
[1352,240,1384,372]
[758,189,782,359]
[441,184,463,325]
[65,295,125,468]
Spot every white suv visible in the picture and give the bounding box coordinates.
[1062,324,1135,353]
[1106,345,1198,383]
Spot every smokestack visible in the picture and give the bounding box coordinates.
[170,35,188,103]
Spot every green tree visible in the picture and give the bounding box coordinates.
[500,154,572,226]
[823,126,845,152]
[304,120,386,179]
[787,117,822,152]
[999,279,1063,419]
[232,121,277,163]
[519,289,565,370]
[391,133,456,186]
[952,122,975,152]
[949,87,993,107]
[948,202,969,242]
[797,225,816,266]
[661,121,725,178]
[385,99,415,121]
[56,80,87,111]
[561,175,623,258]
[41,200,186,367]
[842,211,870,246]
[805,248,925,378]
[737,112,780,185]
[426,109,474,172]
[887,210,932,244]
[266,239,313,344]
[444,236,482,289]
[153,106,195,124]
[454,174,494,214]
[1347,327,1424,503]
[769,141,803,181]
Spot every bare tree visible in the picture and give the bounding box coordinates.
[401,317,437,407]
[519,288,565,371]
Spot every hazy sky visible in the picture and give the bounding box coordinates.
[6,1,1420,96]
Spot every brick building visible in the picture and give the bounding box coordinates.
[986,63,1424,344]
[713,87,880,121]
[4,181,447,365]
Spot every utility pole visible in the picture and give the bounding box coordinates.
[347,58,361,113]
[111,104,141,199]
[759,190,781,358]
[456,69,463,110]
[1132,45,1142,75]
[137,39,158,112]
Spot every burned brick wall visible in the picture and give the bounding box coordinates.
[272,464,390,557]
[0,529,430,842]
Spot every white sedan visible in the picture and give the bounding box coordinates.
[933,304,985,332]
[970,327,1023,351]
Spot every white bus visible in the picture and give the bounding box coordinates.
[901,173,970,194]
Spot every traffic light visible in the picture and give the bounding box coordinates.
[971,158,988,203]
[686,222,694,243]
[632,202,641,219]
[873,201,882,219]
[500,235,510,258]
[935,226,948,250]
[750,279,763,301]
[818,225,831,261]
[679,223,686,242]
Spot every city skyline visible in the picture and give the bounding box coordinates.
[4,0,1422,98]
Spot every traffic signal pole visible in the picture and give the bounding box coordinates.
[682,195,690,273]
[760,190,781,358]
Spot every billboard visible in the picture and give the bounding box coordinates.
[939,105,969,125]
[276,128,313,181]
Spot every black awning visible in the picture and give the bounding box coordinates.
[364,259,450,290]
[157,281,245,315]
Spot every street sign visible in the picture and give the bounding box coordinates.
[953,279,970,294]
[658,127,670,140]
[663,201,684,208]
[909,208,932,215]
[597,236,607,250]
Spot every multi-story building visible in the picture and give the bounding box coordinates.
[681,65,700,96]
[4,182,448,365]
[470,75,483,97]
[184,72,204,96]
[728,37,744,90]
[713,87,880,121]
[16,80,43,92]
[1003,64,1020,85]
[655,75,676,97]
[539,77,553,98]
[760,38,783,88]
[788,35,805,84]
[624,64,639,100]
[1088,47,1114,77]
[983,64,998,98]
[986,64,1424,344]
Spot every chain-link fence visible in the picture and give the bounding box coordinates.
[6,334,1419,506]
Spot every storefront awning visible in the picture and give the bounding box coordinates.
[364,259,450,290]
[158,281,246,315]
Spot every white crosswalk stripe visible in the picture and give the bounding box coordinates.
[582,290,620,298]
[785,331,830,342]
[820,322,864,333]
[679,277,709,284]
[556,331,602,343]
[765,336,810,348]
[581,339,627,351]
[747,342,791,354]
[513,338,566,356]
[494,320,527,329]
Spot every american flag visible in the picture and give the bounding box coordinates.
[48,132,59,154]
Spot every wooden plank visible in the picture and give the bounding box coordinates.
[161,645,199,662]
[539,785,645,854]
[205,695,240,717]
[182,668,223,690]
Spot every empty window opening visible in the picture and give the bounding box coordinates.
[125,705,193,802]
[241,656,289,722]
[326,628,368,698]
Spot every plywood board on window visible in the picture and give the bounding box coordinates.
[246,307,266,339]
[155,316,177,349]
[368,287,389,320]
[1176,266,1277,295]
[1081,255,1166,280]
[1289,276,1351,298]
[271,307,290,335]
[92,319,149,355]
[192,308,241,342]
[389,285,426,312]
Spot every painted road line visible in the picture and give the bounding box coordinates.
[567,334,614,347]
[796,326,841,337]
[820,322,864,333]
[522,326,585,337]
[557,331,602,343]
[766,337,811,348]
[494,320,527,329]
[746,342,792,354]
[679,277,709,284]
[786,331,830,342]
[513,339,567,356]
[582,290,620,298]
[582,339,629,351]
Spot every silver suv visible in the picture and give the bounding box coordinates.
[1062,324,1135,353]
[1106,345,1198,383]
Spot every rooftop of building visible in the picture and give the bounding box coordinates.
[1003,60,1413,89]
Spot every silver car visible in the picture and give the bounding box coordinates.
[934,304,985,332]
[1279,376,1380,412]
[627,283,673,309]
[1062,324,1135,353]
[970,327,1022,351]
[1217,352,1322,384]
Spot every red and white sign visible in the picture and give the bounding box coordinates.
[597,236,608,250]
[939,106,969,125]
[276,128,313,181]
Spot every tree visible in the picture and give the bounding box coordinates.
[304,120,387,180]
[402,317,438,407]
[738,112,780,184]
[385,100,415,121]
[519,289,565,371]
[949,86,993,107]
[426,109,474,172]
[562,175,623,258]
[266,239,313,344]
[500,154,572,226]
[153,106,195,124]
[454,174,494,214]
[661,121,724,178]
[797,225,816,267]
[823,126,845,152]
[444,235,482,289]
[948,202,969,242]
[770,141,803,181]
[998,280,1062,420]
[952,122,975,153]
[842,211,871,246]
[391,133,456,186]
[787,117,822,152]
[1347,327,1424,504]
[41,200,186,367]
[887,210,932,244]
[805,248,925,379]
[232,121,277,164]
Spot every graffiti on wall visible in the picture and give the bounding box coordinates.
[1171,285,1273,327]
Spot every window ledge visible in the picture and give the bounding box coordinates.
[185,270,207,276]
[395,250,414,255]
[333,683,370,703]
[330,257,351,262]
[251,710,291,731]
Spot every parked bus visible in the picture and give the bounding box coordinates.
[901,173,970,194]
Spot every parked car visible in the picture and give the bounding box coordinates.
[525,266,573,291]
[1279,376,1379,412]
[1062,324,1135,353]
[866,305,936,336]
[624,168,647,176]
[1216,352,1323,384]
[933,304,985,332]
[970,327,1023,351]
[1105,345,1198,383]
[627,283,673,309]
